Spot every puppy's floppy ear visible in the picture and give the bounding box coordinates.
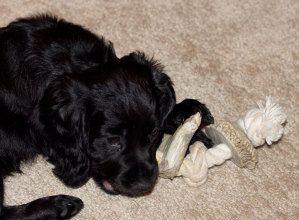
[125,52,176,124]
[38,76,90,187]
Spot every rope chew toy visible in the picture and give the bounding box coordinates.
[156,96,287,186]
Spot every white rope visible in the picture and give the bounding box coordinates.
[205,144,232,168]
[237,96,287,146]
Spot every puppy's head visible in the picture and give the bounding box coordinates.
[88,52,175,196]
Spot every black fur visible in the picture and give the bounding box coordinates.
[0,15,214,219]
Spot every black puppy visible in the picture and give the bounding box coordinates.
[0,15,214,219]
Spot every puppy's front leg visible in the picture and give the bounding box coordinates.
[2,195,83,220]
[164,99,214,148]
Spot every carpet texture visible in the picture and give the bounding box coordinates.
[1,0,298,219]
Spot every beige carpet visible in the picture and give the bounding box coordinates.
[1,0,298,219]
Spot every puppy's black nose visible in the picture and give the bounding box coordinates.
[117,162,158,196]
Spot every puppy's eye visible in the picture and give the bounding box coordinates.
[107,137,122,151]
[148,128,161,142]
[152,128,160,136]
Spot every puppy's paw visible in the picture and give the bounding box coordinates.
[164,99,214,134]
[178,99,214,128]
[51,195,84,219]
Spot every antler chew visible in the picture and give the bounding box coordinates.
[205,119,258,169]
[157,112,201,179]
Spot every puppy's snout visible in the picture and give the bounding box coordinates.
[128,178,156,196]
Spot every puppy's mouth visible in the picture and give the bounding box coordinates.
[102,180,118,195]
